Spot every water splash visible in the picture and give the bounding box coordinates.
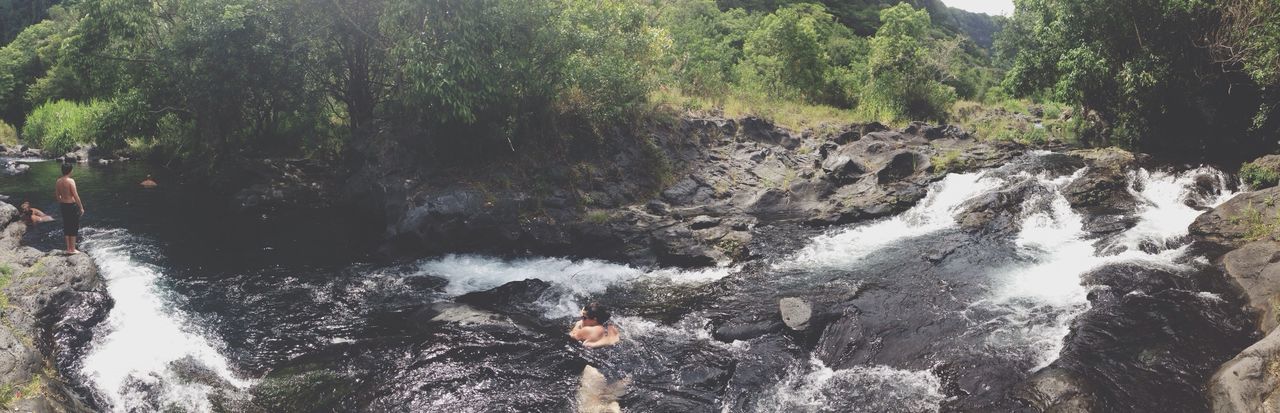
[80,229,251,412]
[755,358,945,413]
[415,254,733,318]
[977,165,1235,369]
[777,172,1001,270]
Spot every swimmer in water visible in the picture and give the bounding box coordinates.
[570,302,621,348]
[140,174,158,188]
[570,302,627,413]
[18,200,53,225]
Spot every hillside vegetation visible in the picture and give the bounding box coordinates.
[0,0,1275,167]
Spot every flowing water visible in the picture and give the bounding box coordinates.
[0,154,1256,412]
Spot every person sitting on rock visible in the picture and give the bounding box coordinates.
[18,200,53,225]
[140,174,158,189]
[570,302,628,413]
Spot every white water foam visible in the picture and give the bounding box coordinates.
[778,172,1002,270]
[415,254,733,318]
[80,229,251,412]
[1118,167,1236,250]
[978,166,1235,369]
[755,358,946,413]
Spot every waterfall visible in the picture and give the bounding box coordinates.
[79,229,251,412]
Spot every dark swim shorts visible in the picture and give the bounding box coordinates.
[60,203,80,237]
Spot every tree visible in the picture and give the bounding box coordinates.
[997,0,1268,159]
[861,3,956,122]
[737,3,834,102]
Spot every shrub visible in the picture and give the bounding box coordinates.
[21,100,105,154]
[1241,161,1280,189]
[0,120,15,146]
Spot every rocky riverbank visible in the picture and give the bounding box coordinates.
[1190,182,1280,412]
[0,202,111,412]
[347,116,1050,268]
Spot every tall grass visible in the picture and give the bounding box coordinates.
[0,120,16,147]
[22,100,106,154]
[651,87,884,131]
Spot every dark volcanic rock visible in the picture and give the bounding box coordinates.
[0,202,111,412]
[1191,186,1280,251]
[353,116,1024,268]
[1014,368,1098,412]
[1061,148,1138,215]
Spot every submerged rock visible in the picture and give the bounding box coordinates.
[1014,368,1099,412]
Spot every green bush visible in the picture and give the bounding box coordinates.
[21,100,104,154]
[0,120,16,146]
[1241,161,1280,189]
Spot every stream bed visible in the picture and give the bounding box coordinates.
[0,153,1257,412]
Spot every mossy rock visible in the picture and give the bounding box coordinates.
[1242,155,1280,190]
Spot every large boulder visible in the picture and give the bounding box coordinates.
[1191,186,1280,251]
[1013,368,1099,412]
[1061,148,1138,214]
[1241,154,1280,190]
[1221,241,1280,332]
[1210,327,1280,412]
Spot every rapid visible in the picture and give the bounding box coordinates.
[0,152,1256,412]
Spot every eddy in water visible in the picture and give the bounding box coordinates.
[571,302,629,413]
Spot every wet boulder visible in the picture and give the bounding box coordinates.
[61,144,95,163]
[713,318,784,342]
[813,310,865,368]
[1062,148,1138,214]
[457,279,553,310]
[956,178,1044,234]
[1013,368,1099,412]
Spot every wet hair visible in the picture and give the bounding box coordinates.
[583,302,611,324]
[61,163,73,175]
[19,200,29,208]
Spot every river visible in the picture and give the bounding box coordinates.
[0,153,1256,412]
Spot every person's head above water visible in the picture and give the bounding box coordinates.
[581,302,612,326]
[61,163,73,176]
[19,200,29,210]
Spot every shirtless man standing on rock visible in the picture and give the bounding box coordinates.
[55,163,85,254]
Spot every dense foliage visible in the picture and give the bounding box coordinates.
[997,0,1280,160]
[28,0,1280,166]
[0,0,58,44]
[0,0,1003,166]
[22,100,104,155]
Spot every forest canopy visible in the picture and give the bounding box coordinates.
[0,0,1276,166]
